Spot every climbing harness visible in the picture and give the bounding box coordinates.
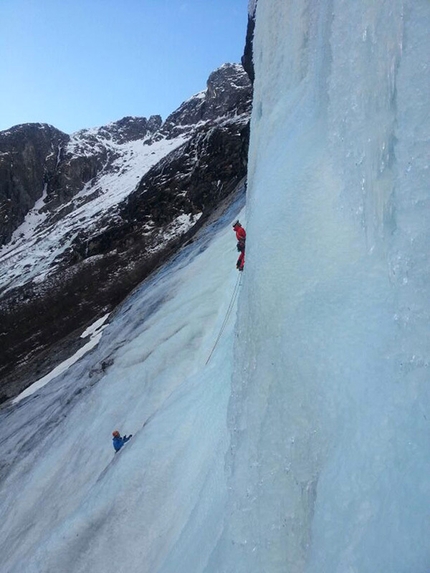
[206,273,242,365]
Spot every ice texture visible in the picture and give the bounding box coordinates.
[217,0,430,571]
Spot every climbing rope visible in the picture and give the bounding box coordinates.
[205,272,242,365]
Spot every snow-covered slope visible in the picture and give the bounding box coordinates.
[0,133,187,294]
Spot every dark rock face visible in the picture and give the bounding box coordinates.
[242,16,256,83]
[0,64,252,402]
[124,119,249,231]
[160,64,251,138]
[40,115,163,210]
[241,2,257,83]
[0,124,69,244]
[98,115,162,144]
[0,116,163,244]
[205,64,252,117]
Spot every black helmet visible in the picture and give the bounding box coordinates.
[233,220,240,228]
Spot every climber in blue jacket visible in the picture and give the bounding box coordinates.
[112,430,132,452]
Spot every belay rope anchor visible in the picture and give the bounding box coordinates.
[205,273,242,365]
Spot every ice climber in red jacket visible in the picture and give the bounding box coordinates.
[233,220,246,271]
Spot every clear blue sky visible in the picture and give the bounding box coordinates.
[0,0,249,133]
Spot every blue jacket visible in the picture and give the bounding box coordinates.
[112,434,131,452]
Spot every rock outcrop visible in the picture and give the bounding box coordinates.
[241,1,257,83]
[0,116,163,245]
[0,124,68,244]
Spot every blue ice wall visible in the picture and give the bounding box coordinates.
[220,1,430,571]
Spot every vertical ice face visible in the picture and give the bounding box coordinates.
[218,0,430,571]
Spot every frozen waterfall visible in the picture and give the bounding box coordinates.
[0,1,429,572]
[218,0,430,571]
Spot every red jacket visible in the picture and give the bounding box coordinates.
[234,225,246,242]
